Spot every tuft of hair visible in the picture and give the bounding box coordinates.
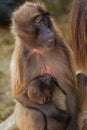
[70,0,87,73]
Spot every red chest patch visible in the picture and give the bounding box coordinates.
[40,64,55,77]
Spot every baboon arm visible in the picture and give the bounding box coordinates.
[15,88,69,122]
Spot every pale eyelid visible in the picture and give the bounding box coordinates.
[34,15,42,24]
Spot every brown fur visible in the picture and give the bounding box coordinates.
[11,2,79,130]
[70,1,87,129]
[70,0,87,112]
[70,0,87,73]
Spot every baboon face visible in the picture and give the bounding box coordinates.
[12,2,55,50]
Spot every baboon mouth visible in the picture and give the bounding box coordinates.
[48,38,54,42]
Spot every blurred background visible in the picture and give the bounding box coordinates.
[0,0,73,122]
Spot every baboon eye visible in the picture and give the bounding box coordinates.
[35,16,42,25]
[36,19,42,24]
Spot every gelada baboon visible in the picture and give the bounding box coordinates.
[70,0,87,108]
[70,0,87,129]
[11,2,79,130]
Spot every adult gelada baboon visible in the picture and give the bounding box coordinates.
[70,0,87,107]
[70,0,87,129]
[11,2,79,130]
